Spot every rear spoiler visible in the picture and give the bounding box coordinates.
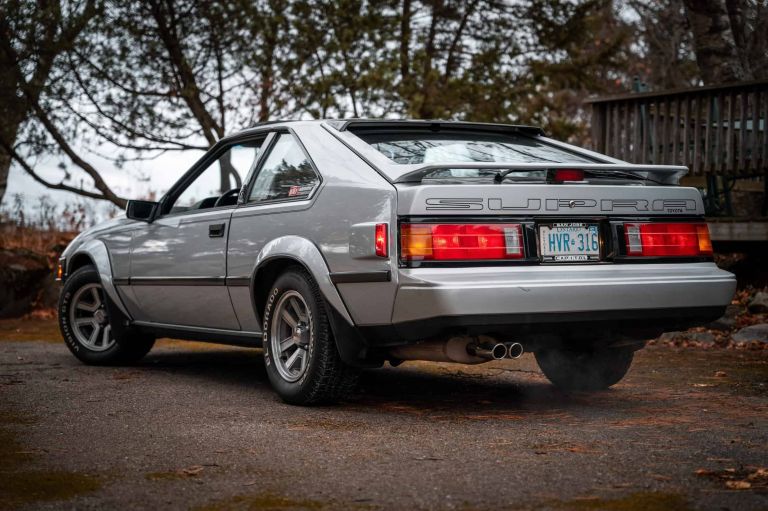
[394,163,689,185]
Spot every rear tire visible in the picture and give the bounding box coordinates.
[262,267,359,405]
[535,346,634,391]
[59,266,154,365]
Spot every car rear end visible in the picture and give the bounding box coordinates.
[327,120,736,356]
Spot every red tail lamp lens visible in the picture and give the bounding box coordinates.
[375,223,388,257]
[552,169,585,183]
[624,223,713,257]
[401,223,524,261]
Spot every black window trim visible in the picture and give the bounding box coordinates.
[239,127,323,207]
[158,132,270,219]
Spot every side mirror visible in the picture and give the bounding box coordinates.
[126,200,158,222]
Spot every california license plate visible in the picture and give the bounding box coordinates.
[539,223,600,262]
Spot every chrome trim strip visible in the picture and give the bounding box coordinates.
[330,271,391,284]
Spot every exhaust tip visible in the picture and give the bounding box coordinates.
[506,342,524,359]
[491,343,507,360]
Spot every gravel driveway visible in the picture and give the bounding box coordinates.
[1,336,767,510]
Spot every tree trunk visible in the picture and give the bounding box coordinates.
[0,99,24,206]
[683,0,750,84]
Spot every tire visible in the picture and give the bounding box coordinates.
[535,346,634,391]
[262,267,359,405]
[59,265,155,365]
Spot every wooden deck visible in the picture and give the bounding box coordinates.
[586,80,768,176]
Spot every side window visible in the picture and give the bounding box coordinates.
[169,141,264,214]
[248,133,319,203]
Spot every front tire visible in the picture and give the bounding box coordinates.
[262,267,358,405]
[59,265,154,365]
[535,346,634,391]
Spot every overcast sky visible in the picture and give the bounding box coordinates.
[4,144,207,223]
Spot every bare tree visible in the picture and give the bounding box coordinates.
[683,0,768,84]
[0,0,125,206]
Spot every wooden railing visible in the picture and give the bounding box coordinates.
[587,80,768,176]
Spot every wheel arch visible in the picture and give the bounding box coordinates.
[66,240,132,320]
[248,236,352,325]
[248,236,374,367]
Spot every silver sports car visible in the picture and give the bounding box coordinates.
[57,119,736,404]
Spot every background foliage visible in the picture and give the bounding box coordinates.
[1,0,766,207]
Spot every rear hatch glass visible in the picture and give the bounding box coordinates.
[352,129,597,168]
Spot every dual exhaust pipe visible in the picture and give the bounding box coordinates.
[467,341,524,360]
[388,336,524,364]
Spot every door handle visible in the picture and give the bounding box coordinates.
[208,223,226,238]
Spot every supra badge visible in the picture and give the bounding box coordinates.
[425,197,697,213]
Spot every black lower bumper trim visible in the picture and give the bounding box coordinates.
[357,306,727,347]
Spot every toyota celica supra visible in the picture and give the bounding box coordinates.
[57,120,736,404]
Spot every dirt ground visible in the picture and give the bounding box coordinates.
[1,319,767,511]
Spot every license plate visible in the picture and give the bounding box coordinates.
[539,223,600,262]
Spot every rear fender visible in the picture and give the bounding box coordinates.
[249,236,376,366]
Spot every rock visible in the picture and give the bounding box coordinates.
[658,331,717,344]
[747,292,768,314]
[658,331,684,342]
[0,248,51,318]
[732,324,768,344]
[707,304,742,331]
[684,332,717,345]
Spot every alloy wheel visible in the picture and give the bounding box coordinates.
[69,283,115,352]
[270,290,312,382]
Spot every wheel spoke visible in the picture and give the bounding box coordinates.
[75,317,96,328]
[90,287,102,308]
[299,348,307,373]
[88,324,101,346]
[76,301,99,312]
[289,297,306,322]
[280,308,298,329]
[279,336,294,353]
[101,325,111,346]
[284,349,301,371]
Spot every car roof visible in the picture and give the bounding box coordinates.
[223,118,545,141]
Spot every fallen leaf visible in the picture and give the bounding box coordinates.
[178,465,204,477]
[725,480,751,490]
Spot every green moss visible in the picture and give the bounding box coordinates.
[543,492,691,511]
[0,409,102,510]
[0,470,102,510]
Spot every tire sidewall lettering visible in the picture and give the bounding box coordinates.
[262,287,280,367]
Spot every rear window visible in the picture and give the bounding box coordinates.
[353,130,596,165]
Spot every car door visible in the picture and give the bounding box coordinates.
[127,137,266,330]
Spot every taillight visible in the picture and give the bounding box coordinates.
[401,223,524,261]
[623,223,712,257]
[375,223,388,257]
[551,169,585,183]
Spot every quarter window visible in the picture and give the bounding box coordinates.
[248,134,319,203]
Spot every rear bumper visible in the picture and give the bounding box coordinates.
[349,262,734,347]
[392,262,735,323]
